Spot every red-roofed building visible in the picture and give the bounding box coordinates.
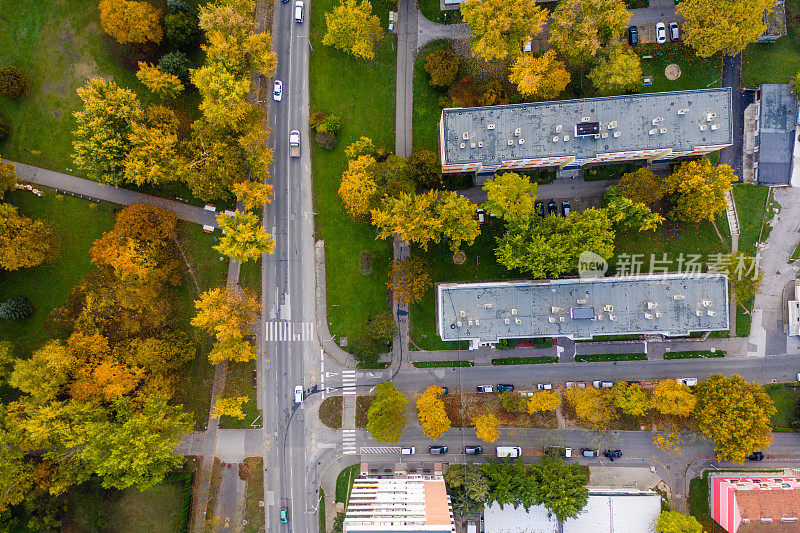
[712,475,800,533]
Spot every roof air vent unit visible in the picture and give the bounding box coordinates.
[711,124,719,130]
[468,320,473,326]
[707,310,717,316]
[478,141,483,147]
[475,319,480,325]
[603,305,613,312]
[673,294,685,301]
[514,318,521,325]
[564,135,569,141]
[460,310,466,317]
[555,124,563,133]
[548,317,556,323]
[462,132,470,140]
[511,308,518,315]
[601,132,608,138]
[552,136,559,142]
[659,128,667,134]
[609,315,618,321]
[608,121,617,129]
[706,112,718,122]
[581,116,591,122]
[644,313,654,319]
[613,131,621,138]
[594,134,601,139]
[456,321,462,327]
[647,301,657,310]
[652,117,660,125]
[459,142,466,149]
[649,128,657,135]
[518,138,525,145]
[514,128,521,137]
[677,108,688,115]
[696,310,703,317]
[507,140,514,146]
[503,318,510,324]
[655,312,662,318]
[699,124,707,131]
[470,142,476,148]
[559,316,566,322]
[702,299,712,307]
[487,124,495,130]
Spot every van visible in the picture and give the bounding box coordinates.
[294,385,304,403]
[496,446,522,458]
[668,21,680,41]
[294,0,304,22]
[477,385,494,393]
[593,380,613,389]
[401,447,415,455]
[677,378,698,387]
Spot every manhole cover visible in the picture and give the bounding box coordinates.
[665,64,681,80]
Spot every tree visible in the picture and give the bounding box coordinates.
[656,510,704,533]
[604,186,664,232]
[123,106,182,186]
[444,464,490,515]
[500,389,528,412]
[588,44,642,95]
[232,181,274,211]
[678,0,774,57]
[192,62,252,131]
[322,0,383,60]
[345,136,377,160]
[651,380,696,417]
[562,387,617,428]
[461,0,547,61]
[549,0,630,65]
[0,158,17,200]
[158,51,191,83]
[372,191,440,249]
[527,391,561,413]
[533,455,589,522]
[509,51,571,100]
[366,381,408,444]
[191,287,259,344]
[0,66,30,99]
[0,296,34,320]
[387,256,431,306]
[724,252,763,309]
[407,148,443,189]
[208,338,257,365]
[495,208,615,278]
[695,374,775,463]
[182,120,250,201]
[424,48,460,88]
[473,413,501,443]
[436,191,481,252]
[352,313,397,365]
[164,10,201,50]
[339,155,379,218]
[213,396,250,419]
[98,0,163,44]
[482,172,538,221]
[72,77,142,185]
[136,62,184,99]
[618,167,664,205]
[612,382,649,416]
[124,331,194,375]
[214,210,275,263]
[0,203,57,271]
[665,158,737,223]
[417,386,451,440]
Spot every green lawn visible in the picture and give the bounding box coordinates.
[733,184,770,256]
[0,189,116,355]
[765,383,800,430]
[309,0,396,344]
[417,0,462,24]
[413,41,449,154]
[637,43,722,93]
[335,465,361,504]
[218,360,261,429]
[243,457,265,533]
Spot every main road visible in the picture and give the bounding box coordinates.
[259,0,318,531]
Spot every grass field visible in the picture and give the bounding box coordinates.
[413,40,449,154]
[733,184,770,256]
[417,0,462,24]
[335,465,361,504]
[636,43,722,94]
[766,383,800,430]
[309,0,396,345]
[218,361,260,429]
[243,458,265,533]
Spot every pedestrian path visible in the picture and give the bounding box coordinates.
[264,320,315,342]
[342,370,357,395]
[343,430,358,455]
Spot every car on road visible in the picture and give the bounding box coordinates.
[294,0,304,22]
[669,21,680,42]
[604,450,623,461]
[593,380,613,389]
[656,22,667,44]
[796,372,800,382]
[401,447,416,455]
[628,25,638,45]
[476,208,486,223]
[537,383,553,390]
[547,200,557,216]
[477,385,494,393]
[626,380,642,386]
[535,200,545,217]
[430,445,448,454]
[581,448,599,458]
[273,80,282,101]
[677,378,698,387]
[497,384,514,392]
[746,452,764,461]
[561,201,571,216]
[294,385,304,403]
[465,446,483,455]
[576,381,586,388]
[280,507,289,523]
[440,386,449,394]
[565,381,574,389]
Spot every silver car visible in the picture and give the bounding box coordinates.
[656,22,667,44]
[273,80,282,102]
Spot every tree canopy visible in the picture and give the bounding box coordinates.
[549,0,630,65]
[509,51,571,100]
[366,381,408,444]
[214,210,275,263]
[473,413,501,443]
[136,62,184,99]
[588,44,642,95]
[322,0,383,60]
[604,185,664,232]
[444,464,490,516]
[618,167,664,205]
[417,386,451,440]
[461,0,547,61]
[651,380,696,417]
[98,0,164,44]
[678,0,775,57]
[483,172,538,221]
[424,48,460,88]
[656,510,704,533]
[387,256,432,306]
[665,158,737,223]
[0,203,57,272]
[612,382,650,416]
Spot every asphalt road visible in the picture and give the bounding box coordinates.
[259,2,317,532]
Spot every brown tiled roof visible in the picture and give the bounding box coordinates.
[736,490,800,523]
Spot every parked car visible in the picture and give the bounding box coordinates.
[561,201,571,217]
[656,22,667,44]
[593,380,613,389]
[795,372,800,382]
[581,448,599,458]
[294,0,304,22]
[440,386,449,395]
[604,450,623,461]
[537,383,553,390]
[565,381,575,389]
[280,507,289,523]
[477,385,494,393]
[547,200,558,216]
[430,445,448,455]
[465,446,483,455]
[535,200,545,217]
[476,208,486,223]
[668,21,680,42]
[401,447,416,455]
[677,378,698,387]
[628,25,639,45]
[576,381,587,389]
[497,384,514,392]
[746,452,764,461]
[294,385,304,403]
[626,380,642,386]
[273,80,283,101]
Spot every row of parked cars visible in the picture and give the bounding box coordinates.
[628,21,679,46]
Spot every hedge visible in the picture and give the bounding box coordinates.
[412,360,473,367]
[575,353,647,362]
[664,350,725,359]
[491,356,558,365]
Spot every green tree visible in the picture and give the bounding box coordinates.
[366,381,408,444]
[424,48,460,88]
[0,158,17,200]
[352,313,397,365]
[724,252,763,309]
[407,148,443,189]
[533,455,589,522]
[562,387,618,428]
[0,66,30,99]
[124,106,183,186]
[164,10,201,50]
[500,389,528,412]
[588,44,642,95]
[604,185,664,232]
[0,203,57,271]
[665,158,737,223]
[370,155,415,200]
[214,210,275,263]
[444,464,490,515]
[678,0,775,57]
[158,51,191,83]
[417,386,451,440]
[549,0,630,65]
[461,0,547,61]
[436,191,481,252]
[371,191,440,250]
[612,382,650,416]
[482,172,538,221]
[72,77,142,185]
[0,296,34,320]
[509,51,571,100]
[695,374,776,463]
[322,0,383,60]
[618,167,664,205]
[656,510,704,533]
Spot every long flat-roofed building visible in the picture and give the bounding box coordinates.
[438,88,732,175]
[437,274,729,348]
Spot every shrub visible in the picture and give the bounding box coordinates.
[321,114,342,135]
[158,51,191,83]
[424,48,459,88]
[316,131,338,150]
[167,0,194,13]
[0,66,30,99]
[310,110,329,131]
[0,296,34,320]
[0,111,10,143]
[165,11,201,50]
[352,313,397,365]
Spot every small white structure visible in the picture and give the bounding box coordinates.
[788,283,800,336]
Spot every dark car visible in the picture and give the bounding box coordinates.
[561,201,571,216]
[440,386,449,395]
[746,452,764,461]
[669,21,680,42]
[497,384,514,392]
[628,26,638,46]
[547,200,557,216]
[430,445,448,455]
[625,380,642,386]
[465,446,483,455]
[535,200,545,217]
[603,450,623,461]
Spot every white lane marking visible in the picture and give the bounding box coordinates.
[342,370,357,395]
[360,447,402,454]
[264,321,315,341]
[343,429,357,454]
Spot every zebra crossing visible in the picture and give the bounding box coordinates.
[342,371,357,395]
[264,321,315,342]
[360,446,401,455]
[342,430,357,455]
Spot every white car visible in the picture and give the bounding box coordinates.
[294,0,304,22]
[294,385,304,403]
[656,22,667,44]
[273,80,282,101]
[677,378,698,387]
[537,383,553,390]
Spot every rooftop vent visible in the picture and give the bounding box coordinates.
[655,312,663,318]
[487,124,495,130]
[462,132,470,140]
[699,124,708,131]
[647,301,657,309]
[504,318,510,324]
[548,317,556,323]
[652,117,661,125]
[609,315,618,321]
[577,299,587,304]
[511,308,517,315]
[702,299,713,307]
[564,135,569,141]
[710,124,719,130]
[475,319,480,325]
[677,108,688,115]
[649,128,657,135]
[456,321,462,327]
[696,310,703,317]
[459,142,466,149]
[555,124,563,133]
[594,134,601,139]
[470,142,476,148]
[518,138,525,145]
[601,132,608,138]
[707,310,717,316]
[581,116,591,122]
[559,316,565,322]
[514,318,521,324]
[507,140,514,146]
[468,320,473,326]
[659,128,667,134]
[478,141,483,147]
[613,131,621,138]
[673,294,685,301]
[514,128,521,137]
[645,313,654,319]
[483,303,493,309]
[575,122,600,136]
[552,136,559,143]
[608,121,617,129]
[603,305,613,312]
[459,310,466,317]
[706,112,718,122]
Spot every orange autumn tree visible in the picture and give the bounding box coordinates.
[99,0,164,44]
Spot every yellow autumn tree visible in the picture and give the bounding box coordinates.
[136,62,184,99]
[214,210,276,263]
[322,0,383,60]
[664,158,737,223]
[232,181,274,211]
[124,106,182,186]
[562,387,617,428]
[678,0,775,57]
[98,0,163,44]
[191,287,260,344]
[651,380,696,417]
[509,51,571,100]
[461,0,547,61]
[213,395,250,419]
[473,413,501,443]
[208,338,257,365]
[387,256,431,306]
[549,0,630,66]
[339,155,378,218]
[416,386,451,441]
[527,391,561,413]
[587,44,641,96]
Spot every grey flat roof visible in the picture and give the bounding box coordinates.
[441,89,732,167]
[437,274,729,343]
[758,84,796,185]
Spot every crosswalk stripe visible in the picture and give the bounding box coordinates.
[360,447,402,454]
[264,321,315,342]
